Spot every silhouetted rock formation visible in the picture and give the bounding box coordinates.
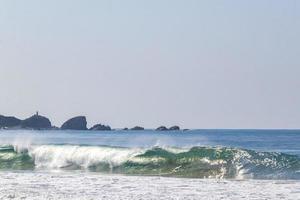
[169,126,180,131]
[0,113,185,132]
[156,126,168,131]
[123,128,129,130]
[21,114,52,130]
[61,116,87,130]
[0,115,21,128]
[89,124,111,131]
[130,126,144,130]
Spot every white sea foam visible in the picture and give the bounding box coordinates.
[27,145,145,169]
[0,171,299,200]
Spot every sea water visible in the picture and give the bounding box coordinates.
[0,129,299,199]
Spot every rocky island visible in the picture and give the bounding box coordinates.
[89,124,111,131]
[0,112,52,130]
[61,116,87,130]
[0,115,21,128]
[0,113,183,131]
[21,114,52,129]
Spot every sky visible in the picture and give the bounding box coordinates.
[0,1,299,129]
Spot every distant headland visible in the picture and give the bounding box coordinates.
[0,113,184,131]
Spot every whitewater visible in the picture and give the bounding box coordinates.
[0,129,300,199]
[1,172,300,200]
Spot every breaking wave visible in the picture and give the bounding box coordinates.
[0,144,299,179]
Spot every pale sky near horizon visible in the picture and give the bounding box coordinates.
[0,1,299,129]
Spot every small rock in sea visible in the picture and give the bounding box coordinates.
[169,126,180,131]
[156,126,168,131]
[51,126,60,130]
[89,124,111,131]
[130,126,144,130]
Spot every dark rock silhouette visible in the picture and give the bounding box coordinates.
[61,116,87,130]
[156,126,168,131]
[21,114,52,129]
[169,126,180,131]
[51,126,60,130]
[1,113,185,132]
[90,124,111,131]
[0,115,21,128]
[130,126,144,130]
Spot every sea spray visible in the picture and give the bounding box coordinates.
[29,145,144,170]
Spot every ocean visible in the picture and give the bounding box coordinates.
[0,129,300,199]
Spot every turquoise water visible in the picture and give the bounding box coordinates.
[0,129,299,179]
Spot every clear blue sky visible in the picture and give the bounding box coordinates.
[0,1,299,129]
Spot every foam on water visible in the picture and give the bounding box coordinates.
[0,171,299,200]
[29,145,144,169]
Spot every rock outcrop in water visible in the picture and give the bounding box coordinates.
[169,126,180,131]
[130,126,144,130]
[0,115,22,128]
[156,126,168,131]
[51,126,60,130]
[21,114,52,130]
[89,124,111,131]
[61,116,87,130]
[155,126,181,131]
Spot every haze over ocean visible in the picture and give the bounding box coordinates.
[1,1,300,129]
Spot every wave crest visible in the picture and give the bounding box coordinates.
[0,145,299,179]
